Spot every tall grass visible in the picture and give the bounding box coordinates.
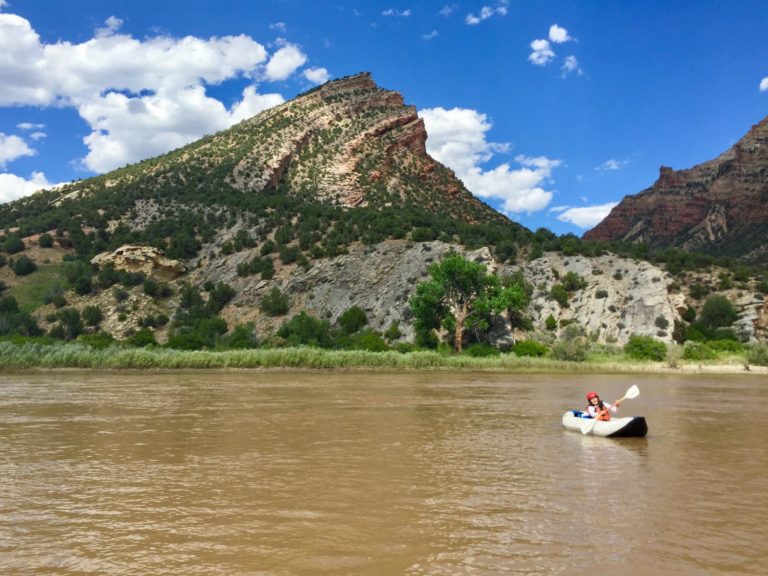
[0,341,739,373]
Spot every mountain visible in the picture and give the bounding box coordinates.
[0,72,506,232]
[585,116,768,262]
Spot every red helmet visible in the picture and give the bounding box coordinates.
[586,392,599,400]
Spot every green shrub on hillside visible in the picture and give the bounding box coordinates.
[260,287,289,316]
[277,312,332,347]
[463,342,499,357]
[624,334,667,361]
[512,339,549,357]
[2,234,25,254]
[682,341,717,361]
[338,305,367,335]
[220,323,259,349]
[550,284,569,308]
[11,255,36,276]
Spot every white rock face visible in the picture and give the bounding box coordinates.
[512,253,680,344]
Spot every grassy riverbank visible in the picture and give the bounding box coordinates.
[0,341,764,374]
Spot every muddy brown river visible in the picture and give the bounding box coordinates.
[1,371,766,575]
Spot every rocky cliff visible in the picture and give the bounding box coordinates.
[585,116,768,261]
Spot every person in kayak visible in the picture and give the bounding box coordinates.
[585,391,623,421]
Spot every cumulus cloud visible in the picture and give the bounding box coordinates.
[269,22,287,32]
[303,67,330,84]
[264,43,307,81]
[0,13,313,175]
[0,133,35,167]
[530,24,580,72]
[423,30,438,40]
[0,171,53,203]
[528,39,555,66]
[78,84,284,172]
[557,202,618,228]
[760,77,768,92]
[548,24,572,43]
[0,1,8,9]
[439,5,457,17]
[421,107,560,214]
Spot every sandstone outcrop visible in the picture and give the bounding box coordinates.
[585,116,768,262]
[91,245,186,281]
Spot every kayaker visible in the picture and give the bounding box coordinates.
[585,391,622,421]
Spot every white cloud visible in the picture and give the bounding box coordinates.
[29,131,46,141]
[0,14,313,174]
[596,158,628,171]
[0,14,272,106]
[561,55,583,77]
[528,39,555,66]
[0,1,8,10]
[264,43,307,81]
[16,122,44,130]
[78,84,284,172]
[269,22,287,32]
[439,5,457,17]
[557,202,618,228]
[549,24,572,44]
[421,106,560,214]
[0,133,35,166]
[760,77,768,92]
[382,8,412,17]
[95,16,123,38]
[0,171,53,202]
[466,4,507,25]
[303,67,330,84]
[423,30,438,40]
[228,86,284,124]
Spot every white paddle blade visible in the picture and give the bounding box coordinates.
[580,418,596,435]
[625,385,640,399]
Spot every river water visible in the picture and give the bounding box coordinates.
[0,371,766,575]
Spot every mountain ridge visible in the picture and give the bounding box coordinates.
[585,115,768,261]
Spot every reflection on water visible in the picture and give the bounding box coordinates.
[0,371,766,575]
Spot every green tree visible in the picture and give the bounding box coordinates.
[699,295,737,329]
[409,253,525,353]
[338,305,367,335]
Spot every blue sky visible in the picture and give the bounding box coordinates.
[1,1,767,235]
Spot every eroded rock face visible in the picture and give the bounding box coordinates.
[190,241,710,345]
[585,116,768,262]
[91,245,186,281]
[510,253,681,344]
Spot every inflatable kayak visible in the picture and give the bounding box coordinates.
[562,410,648,437]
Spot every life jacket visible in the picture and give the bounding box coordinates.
[586,402,611,421]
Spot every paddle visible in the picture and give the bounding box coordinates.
[579,385,640,435]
